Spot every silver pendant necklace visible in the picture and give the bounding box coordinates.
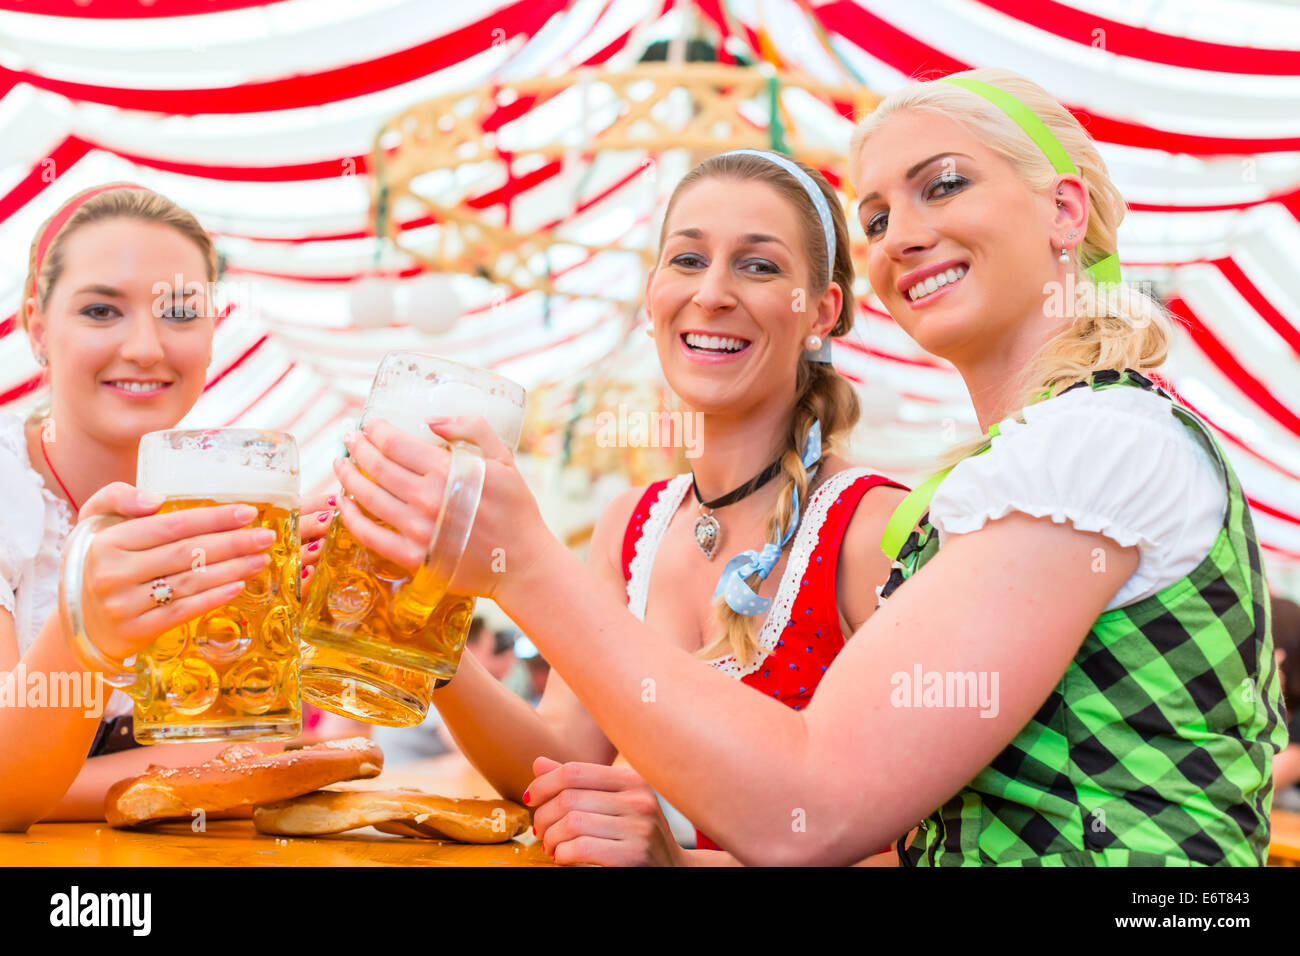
[690,459,784,560]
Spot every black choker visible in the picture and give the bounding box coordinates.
[690,459,784,559]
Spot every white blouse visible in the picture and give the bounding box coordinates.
[928,384,1227,611]
[0,413,130,718]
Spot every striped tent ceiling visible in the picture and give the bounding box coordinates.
[1,0,1298,598]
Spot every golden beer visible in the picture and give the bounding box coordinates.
[298,353,524,724]
[132,495,301,742]
[300,499,475,679]
[298,642,436,728]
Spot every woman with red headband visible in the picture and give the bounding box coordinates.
[0,185,331,831]
[335,69,1287,865]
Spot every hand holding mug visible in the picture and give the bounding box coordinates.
[330,415,548,601]
[70,481,274,668]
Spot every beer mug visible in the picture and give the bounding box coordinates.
[298,643,436,728]
[60,429,302,743]
[299,352,525,724]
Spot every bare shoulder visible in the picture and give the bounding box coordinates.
[843,479,909,553]
[821,456,909,632]
[587,483,655,574]
[817,455,909,541]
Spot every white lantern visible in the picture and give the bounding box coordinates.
[348,275,396,329]
[402,272,463,334]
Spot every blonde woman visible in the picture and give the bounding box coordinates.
[331,150,907,864]
[336,67,1289,866]
[0,185,331,831]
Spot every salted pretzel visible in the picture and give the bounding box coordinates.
[252,788,530,843]
[104,738,384,828]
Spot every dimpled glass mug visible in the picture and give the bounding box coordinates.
[61,429,302,743]
[299,352,525,726]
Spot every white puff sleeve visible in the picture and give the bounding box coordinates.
[928,386,1227,610]
[0,429,47,617]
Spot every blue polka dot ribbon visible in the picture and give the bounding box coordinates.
[712,419,823,616]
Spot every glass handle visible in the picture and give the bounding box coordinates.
[410,440,485,607]
[59,513,140,689]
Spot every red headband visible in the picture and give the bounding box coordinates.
[31,182,151,295]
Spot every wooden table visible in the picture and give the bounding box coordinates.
[0,753,555,867]
[6,754,1294,866]
[1269,809,1300,866]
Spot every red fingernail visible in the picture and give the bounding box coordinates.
[318,511,330,522]
[327,495,337,507]
[301,567,309,579]
[532,825,536,837]
[522,790,530,805]
[308,540,321,551]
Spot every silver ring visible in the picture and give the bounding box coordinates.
[149,578,174,607]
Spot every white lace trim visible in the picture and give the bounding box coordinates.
[626,474,692,621]
[0,414,74,543]
[623,466,878,679]
[0,413,74,650]
[709,467,876,679]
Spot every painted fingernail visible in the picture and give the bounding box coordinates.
[308,540,321,552]
[233,504,258,522]
[327,495,337,507]
[532,825,536,837]
[301,567,309,579]
[521,790,531,805]
[317,511,331,523]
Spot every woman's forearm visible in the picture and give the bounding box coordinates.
[498,537,817,865]
[0,615,106,831]
[681,849,746,866]
[1275,744,1300,791]
[432,651,608,801]
[43,740,282,821]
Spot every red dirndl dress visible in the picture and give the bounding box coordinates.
[620,467,904,853]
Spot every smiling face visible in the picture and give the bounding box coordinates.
[646,177,839,416]
[853,109,1061,367]
[26,218,215,447]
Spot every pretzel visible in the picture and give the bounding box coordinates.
[252,788,530,843]
[104,738,383,828]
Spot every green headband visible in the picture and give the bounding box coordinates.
[938,75,1121,287]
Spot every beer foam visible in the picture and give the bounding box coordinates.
[138,445,299,500]
[366,381,524,451]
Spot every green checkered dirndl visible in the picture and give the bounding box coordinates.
[878,370,1289,866]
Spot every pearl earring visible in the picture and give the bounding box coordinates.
[1059,246,1069,264]
[36,353,48,367]
[804,334,822,353]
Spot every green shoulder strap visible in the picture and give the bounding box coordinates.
[880,422,1000,561]
[881,371,1193,562]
